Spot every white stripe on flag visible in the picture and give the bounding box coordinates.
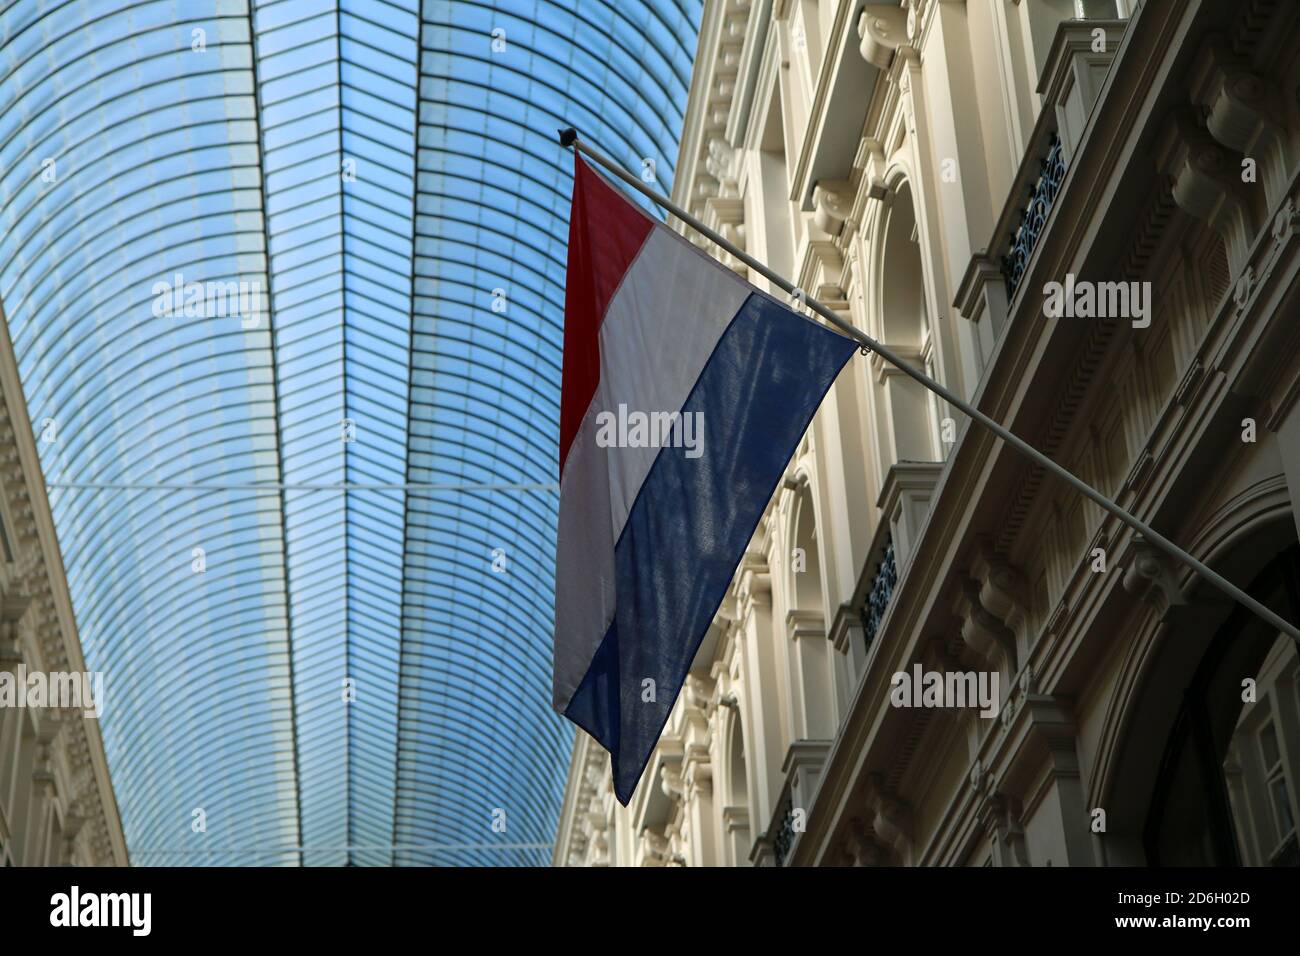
[553,225,751,711]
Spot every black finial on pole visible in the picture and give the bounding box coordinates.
[558,127,578,148]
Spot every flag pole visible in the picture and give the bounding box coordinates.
[558,127,1300,643]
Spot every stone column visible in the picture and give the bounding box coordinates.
[736,551,784,829]
[683,748,716,867]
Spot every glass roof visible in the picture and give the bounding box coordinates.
[0,0,700,865]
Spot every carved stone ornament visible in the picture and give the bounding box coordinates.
[857,4,909,71]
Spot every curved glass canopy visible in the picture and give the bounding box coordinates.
[0,0,700,865]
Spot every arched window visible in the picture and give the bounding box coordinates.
[791,483,823,612]
[784,481,835,739]
[871,180,943,469]
[721,711,751,866]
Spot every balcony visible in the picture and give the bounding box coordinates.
[1001,131,1066,298]
[773,797,796,867]
[956,19,1126,368]
[861,536,897,651]
[848,461,944,661]
[752,740,831,867]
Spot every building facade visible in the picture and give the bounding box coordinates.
[0,308,126,867]
[554,0,1300,866]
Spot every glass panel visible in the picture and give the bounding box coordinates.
[1222,635,1300,865]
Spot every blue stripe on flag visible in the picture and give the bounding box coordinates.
[563,291,857,804]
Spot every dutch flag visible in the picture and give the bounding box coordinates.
[553,156,857,804]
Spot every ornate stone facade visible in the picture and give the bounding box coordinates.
[555,0,1300,867]
[0,306,126,866]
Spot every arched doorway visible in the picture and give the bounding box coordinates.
[1144,546,1300,865]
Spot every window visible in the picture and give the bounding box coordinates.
[1075,0,1127,17]
[1259,722,1297,856]
[874,181,942,465]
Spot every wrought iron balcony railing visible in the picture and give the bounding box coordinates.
[860,535,897,651]
[1000,131,1067,299]
[773,797,796,867]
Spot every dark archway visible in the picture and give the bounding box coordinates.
[1143,546,1300,865]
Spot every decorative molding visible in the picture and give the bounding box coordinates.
[951,577,1017,673]
[1190,37,1285,175]
[857,3,911,72]
[737,547,772,613]
[979,793,1030,866]
[1155,111,1253,269]
[812,179,853,234]
[1121,533,1188,615]
[865,771,912,858]
[971,541,1029,647]
[786,607,826,642]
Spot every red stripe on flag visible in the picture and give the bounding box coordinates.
[559,156,655,476]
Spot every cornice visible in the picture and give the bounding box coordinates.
[673,0,761,221]
[726,0,774,146]
[671,0,728,211]
[876,459,946,512]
